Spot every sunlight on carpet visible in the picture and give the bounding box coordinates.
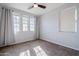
[33,46,47,56]
[19,50,30,56]
[19,46,47,56]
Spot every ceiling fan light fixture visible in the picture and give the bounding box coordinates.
[34,3,38,8]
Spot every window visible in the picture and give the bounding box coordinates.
[13,14,35,33]
[22,16,28,31]
[30,16,35,31]
[59,7,77,32]
[13,15,20,34]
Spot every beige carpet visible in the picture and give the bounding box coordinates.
[0,39,79,56]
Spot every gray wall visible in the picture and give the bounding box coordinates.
[40,3,79,51]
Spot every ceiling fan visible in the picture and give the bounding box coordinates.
[28,3,46,9]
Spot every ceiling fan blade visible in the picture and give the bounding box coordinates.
[28,3,46,9]
[38,4,46,9]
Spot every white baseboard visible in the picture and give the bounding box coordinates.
[41,39,79,51]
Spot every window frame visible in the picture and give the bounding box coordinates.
[22,15,29,32]
[59,6,77,32]
[13,13,36,34]
[29,16,35,31]
[13,14,21,34]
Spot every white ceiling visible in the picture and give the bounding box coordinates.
[0,3,64,16]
